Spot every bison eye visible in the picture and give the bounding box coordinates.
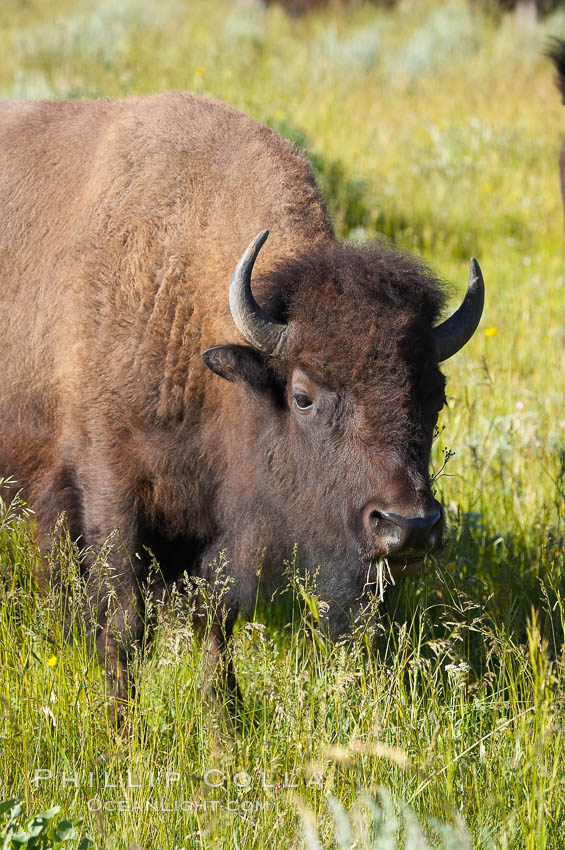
[293,393,313,412]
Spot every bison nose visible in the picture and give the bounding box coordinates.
[362,504,441,556]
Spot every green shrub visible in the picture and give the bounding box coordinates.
[0,799,93,850]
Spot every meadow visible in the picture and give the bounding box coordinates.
[0,0,564,847]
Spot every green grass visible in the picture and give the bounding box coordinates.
[0,0,564,847]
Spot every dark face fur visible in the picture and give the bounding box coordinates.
[204,242,448,636]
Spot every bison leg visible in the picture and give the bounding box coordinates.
[23,455,144,726]
[78,469,145,726]
[204,620,245,726]
[86,556,145,727]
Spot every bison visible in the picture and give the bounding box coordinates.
[0,93,484,715]
[546,37,565,221]
[263,0,396,15]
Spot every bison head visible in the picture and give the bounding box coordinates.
[203,231,484,636]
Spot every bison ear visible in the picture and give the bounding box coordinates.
[202,345,270,391]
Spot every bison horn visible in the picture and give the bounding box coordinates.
[434,258,485,362]
[229,230,289,356]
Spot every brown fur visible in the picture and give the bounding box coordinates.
[546,37,565,223]
[0,92,449,710]
[264,0,395,14]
